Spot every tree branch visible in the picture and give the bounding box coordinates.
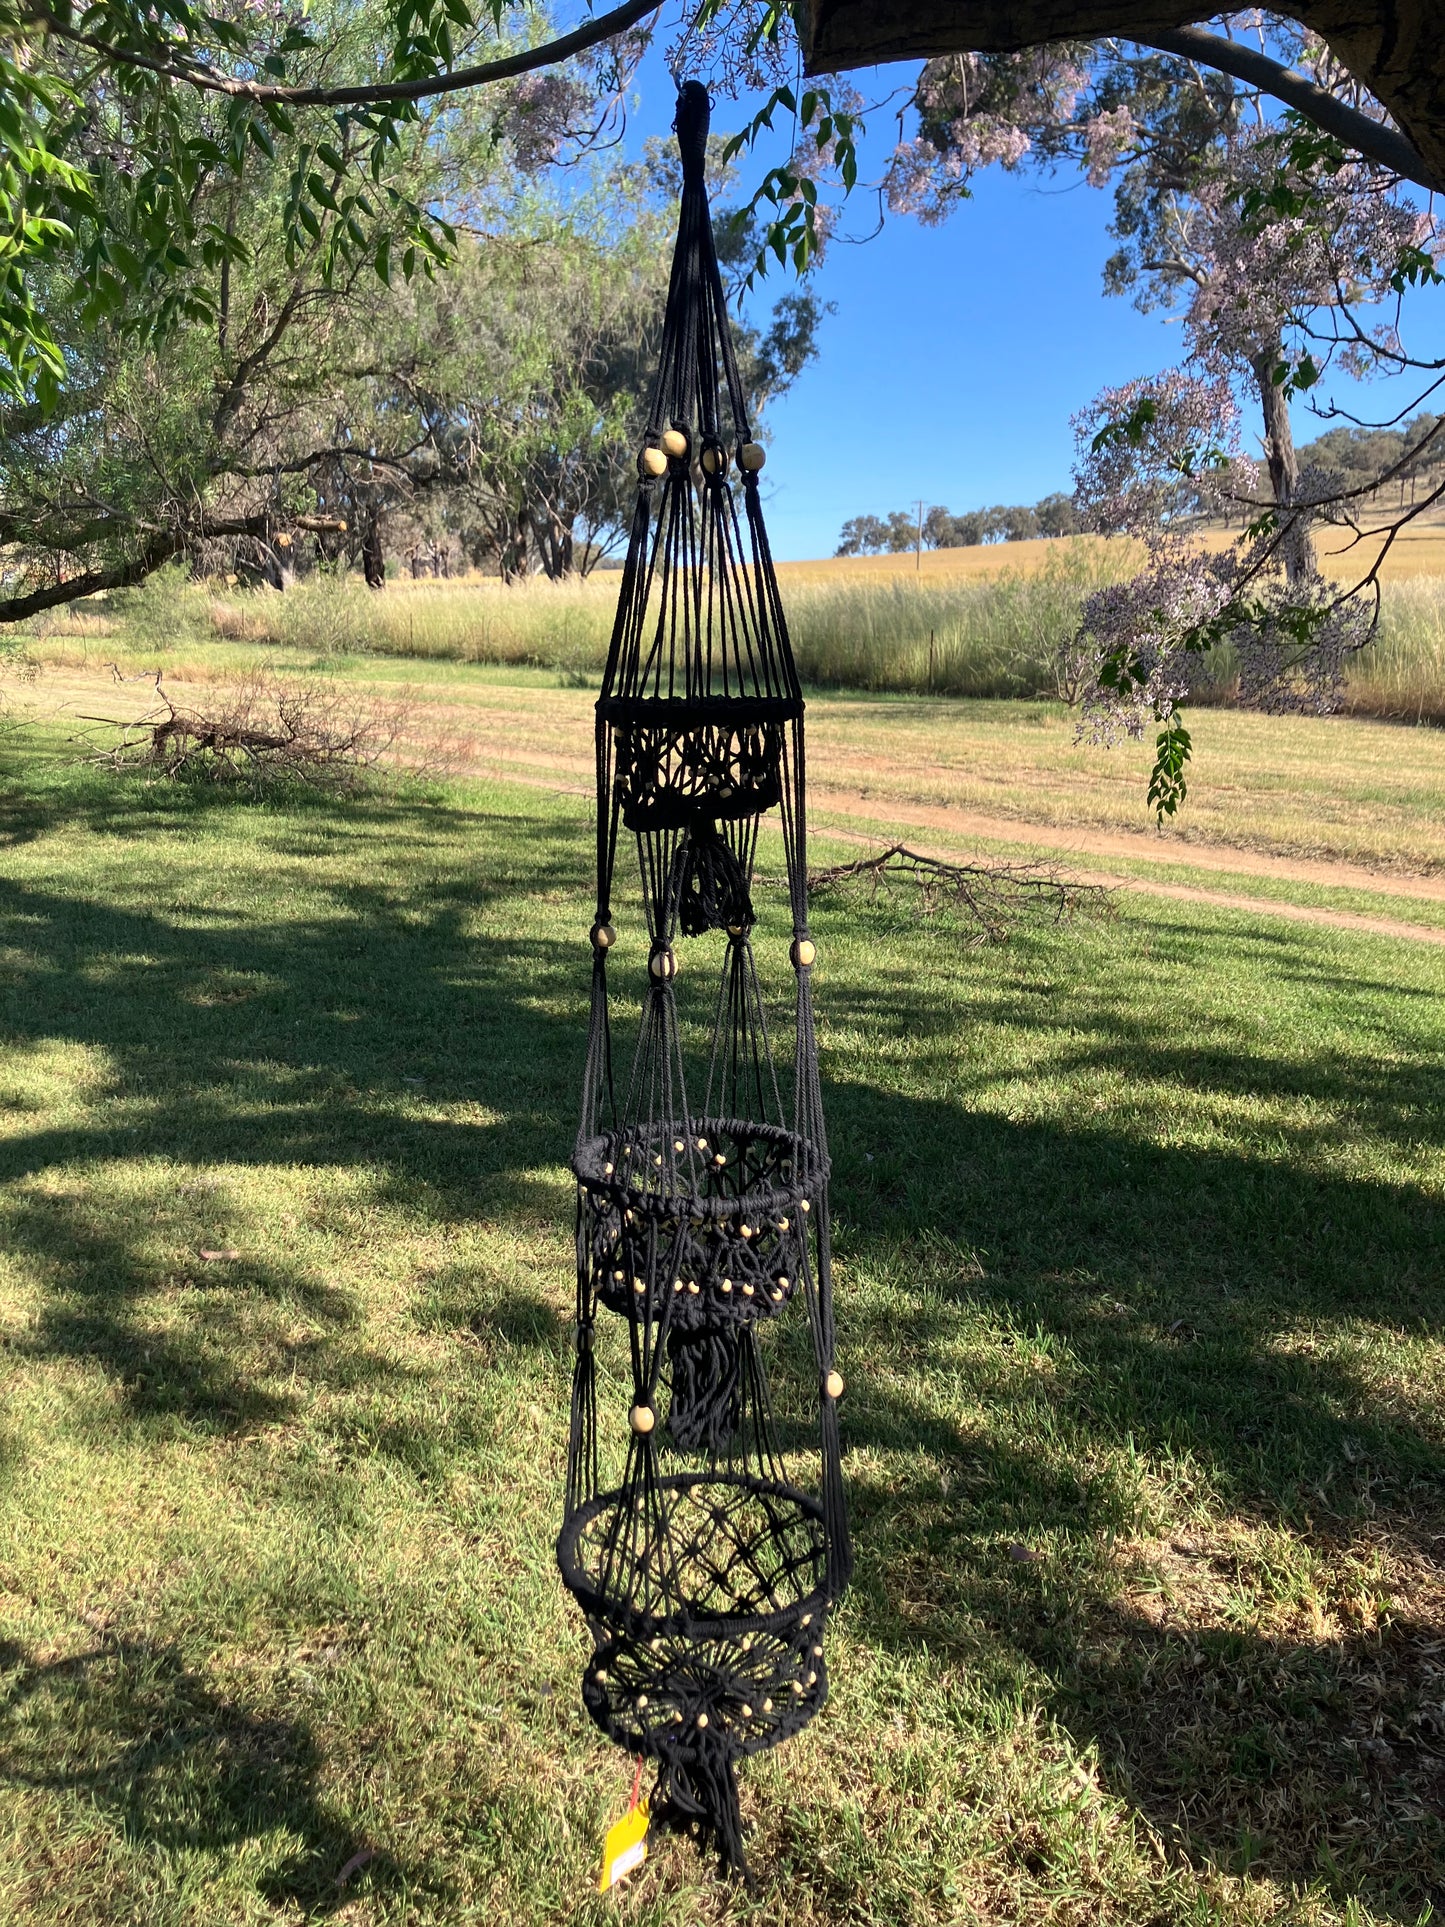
[800,0,1445,193]
[0,538,179,624]
[1135,26,1434,190]
[32,0,660,110]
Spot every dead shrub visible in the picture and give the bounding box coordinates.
[87,665,455,792]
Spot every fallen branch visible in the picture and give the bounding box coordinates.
[85,664,429,791]
[806,843,1114,944]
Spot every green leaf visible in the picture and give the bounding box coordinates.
[1147,716,1192,820]
[1091,396,1157,453]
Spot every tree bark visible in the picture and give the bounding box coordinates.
[798,0,1445,193]
[1250,336,1315,586]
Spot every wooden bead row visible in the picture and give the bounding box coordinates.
[638,438,766,479]
[590,929,812,973]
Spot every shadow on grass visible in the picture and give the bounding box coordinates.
[1,761,1443,1914]
[0,1636,402,1910]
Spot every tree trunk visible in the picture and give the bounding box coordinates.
[362,514,386,589]
[798,0,1445,194]
[497,512,529,583]
[537,511,574,580]
[1250,339,1315,586]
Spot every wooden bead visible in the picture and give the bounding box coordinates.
[639,446,667,478]
[740,1703,753,1718]
[790,937,816,969]
[630,1403,655,1435]
[661,427,688,458]
[695,1711,709,1729]
[738,442,766,472]
[649,947,678,981]
[590,922,615,951]
[824,1369,844,1400]
[700,443,728,477]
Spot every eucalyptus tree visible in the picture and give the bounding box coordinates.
[853,25,1441,805]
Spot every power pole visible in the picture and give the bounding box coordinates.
[915,499,925,573]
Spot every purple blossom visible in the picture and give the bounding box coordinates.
[504,71,591,174]
[1072,371,1245,538]
[1183,134,1434,375]
[1081,107,1135,188]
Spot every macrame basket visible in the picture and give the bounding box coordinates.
[558,80,851,1882]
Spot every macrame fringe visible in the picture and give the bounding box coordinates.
[665,1323,742,1453]
[819,1395,851,1599]
[653,1736,752,1886]
[673,824,754,936]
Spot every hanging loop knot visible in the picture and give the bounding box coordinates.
[674,80,710,185]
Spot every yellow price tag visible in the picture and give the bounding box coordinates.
[598,1796,650,1892]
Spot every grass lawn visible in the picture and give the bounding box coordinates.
[0,709,1443,1926]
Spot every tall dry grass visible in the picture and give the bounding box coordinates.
[1346,575,1445,721]
[192,539,1131,698]
[17,543,1445,720]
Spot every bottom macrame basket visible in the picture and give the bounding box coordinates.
[557,1473,831,1875]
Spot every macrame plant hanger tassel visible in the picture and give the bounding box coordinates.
[557,80,851,1884]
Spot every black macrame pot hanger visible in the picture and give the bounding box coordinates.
[557,81,852,1884]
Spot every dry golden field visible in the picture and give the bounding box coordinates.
[17,525,1445,720]
[775,521,1445,584]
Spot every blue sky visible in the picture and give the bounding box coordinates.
[618,49,1445,561]
[747,172,1189,559]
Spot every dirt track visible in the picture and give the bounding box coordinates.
[26,664,1445,950]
